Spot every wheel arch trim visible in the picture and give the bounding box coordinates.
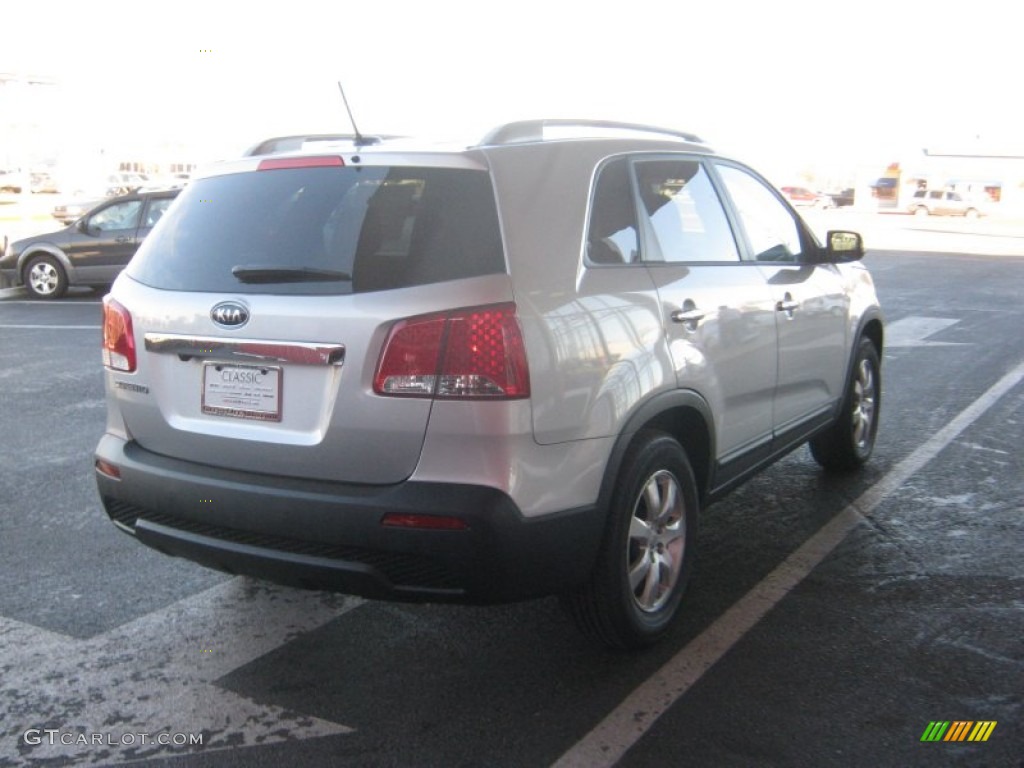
[19,244,72,279]
[597,389,716,516]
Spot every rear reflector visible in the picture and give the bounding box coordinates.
[257,156,345,170]
[95,459,121,479]
[381,513,469,531]
[373,303,530,399]
[102,297,136,372]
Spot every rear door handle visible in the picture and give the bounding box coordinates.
[670,301,705,332]
[671,308,706,324]
[776,292,799,317]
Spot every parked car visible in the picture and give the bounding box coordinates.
[780,185,829,207]
[907,189,983,218]
[0,168,27,193]
[826,187,855,207]
[30,171,60,194]
[52,173,154,223]
[94,119,883,649]
[105,172,149,196]
[52,196,105,224]
[0,188,180,298]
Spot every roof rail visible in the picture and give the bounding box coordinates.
[243,133,401,157]
[478,119,705,147]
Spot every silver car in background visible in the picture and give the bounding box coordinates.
[907,188,984,218]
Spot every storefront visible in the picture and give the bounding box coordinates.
[863,149,1024,215]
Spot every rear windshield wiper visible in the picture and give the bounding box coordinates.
[231,265,352,284]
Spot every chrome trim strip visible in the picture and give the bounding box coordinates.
[144,333,345,366]
[111,520,136,535]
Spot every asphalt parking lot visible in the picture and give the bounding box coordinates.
[0,212,1021,767]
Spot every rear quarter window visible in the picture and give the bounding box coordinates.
[127,165,505,294]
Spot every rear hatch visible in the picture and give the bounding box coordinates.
[105,153,512,484]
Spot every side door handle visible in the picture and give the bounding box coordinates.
[776,292,799,318]
[670,300,705,331]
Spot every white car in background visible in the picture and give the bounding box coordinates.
[907,189,984,218]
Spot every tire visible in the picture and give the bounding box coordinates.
[810,338,880,471]
[913,206,929,217]
[965,208,979,219]
[24,254,68,299]
[562,430,698,650]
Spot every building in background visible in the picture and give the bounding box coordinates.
[1,72,199,192]
[864,145,1024,214]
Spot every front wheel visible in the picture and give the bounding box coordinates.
[562,431,698,650]
[810,338,881,471]
[24,254,68,299]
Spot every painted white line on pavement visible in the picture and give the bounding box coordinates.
[0,324,99,329]
[2,578,363,765]
[0,300,102,305]
[553,359,1024,768]
[885,316,965,348]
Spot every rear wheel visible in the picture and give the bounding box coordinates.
[562,430,698,650]
[965,208,979,219]
[913,206,929,217]
[24,254,68,299]
[810,338,880,471]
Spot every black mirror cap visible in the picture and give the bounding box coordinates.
[825,230,864,262]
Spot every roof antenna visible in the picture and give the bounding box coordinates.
[337,82,371,147]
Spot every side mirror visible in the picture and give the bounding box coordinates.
[824,230,864,262]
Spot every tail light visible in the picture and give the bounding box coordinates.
[374,303,530,399]
[102,297,136,372]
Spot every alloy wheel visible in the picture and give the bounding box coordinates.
[627,469,686,613]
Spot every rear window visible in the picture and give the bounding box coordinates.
[127,165,505,294]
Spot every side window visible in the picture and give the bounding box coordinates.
[89,200,142,232]
[587,157,640,264]
[143,197,175,228]
[716,165,804,262]
[635,159,739,263]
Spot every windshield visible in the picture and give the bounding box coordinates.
[127,165,505,295]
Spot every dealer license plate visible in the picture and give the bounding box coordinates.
[202,363,282,422]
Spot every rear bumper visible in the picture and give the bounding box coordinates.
[94,434,605,603]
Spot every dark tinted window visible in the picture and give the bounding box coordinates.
[127,166,505,294]
[586,157,639,264]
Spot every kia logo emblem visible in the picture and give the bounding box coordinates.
[210,301,250,328]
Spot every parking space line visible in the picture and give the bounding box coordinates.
[553,359,1024,768]
[2,578,362,765]
[0,324,99,329]
[0,300,102,304]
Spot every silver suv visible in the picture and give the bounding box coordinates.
[908,188,983,218]
[95,120,883,649]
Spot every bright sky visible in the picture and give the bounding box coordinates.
[3,0,1020,183]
